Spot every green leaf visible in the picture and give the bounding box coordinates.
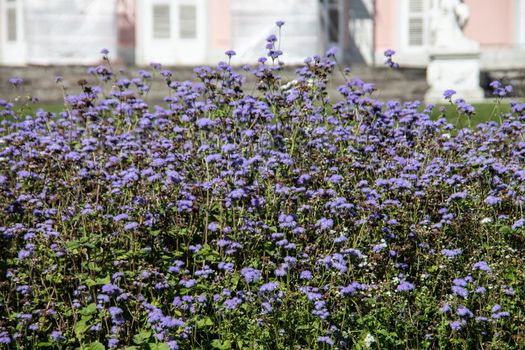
[230,274,240,289]
[295,325,310,330]
[211,339,232,349]
[74,317,90,340]
[84,278,97,287]
[95,275,110,285]
[66,240,81,250]
[499,225,512,235]
[37,342,54,348]
[133,330,151,345]
[196,316,214,328]
[87,341,105,350]
[85,275,110,287]
[148,343,171,350]
[194,244,220,263]
[80,303,97,316]
[88,262,102,272]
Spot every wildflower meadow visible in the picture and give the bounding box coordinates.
[1,22,524,349]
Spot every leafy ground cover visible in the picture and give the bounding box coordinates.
[1,24,525,349]
[4,102,512,127]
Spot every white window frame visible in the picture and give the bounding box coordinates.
[136,0,207,65]
[516,0,525,47]
[0,0,27,65]
[152,3,171,40]
[178,3,197,40]
[397,0,431,67]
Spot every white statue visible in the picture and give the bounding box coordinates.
[425,0,484,102]
[431,0,478,49]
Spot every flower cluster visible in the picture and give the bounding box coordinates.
[0,22,524,349]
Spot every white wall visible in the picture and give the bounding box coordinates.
[230,0,320,64]
[0,0,27,65]
[25,0,117,65]
[136,0,207,66]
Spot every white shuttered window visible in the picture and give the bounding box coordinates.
[153,4,170,39]
[407,0,430,48]
[7,7,17,41]
[179,4,197,39]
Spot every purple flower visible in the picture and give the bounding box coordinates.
[224,297,242,309]
[18,249,31,261]
[443,89,456,100]
[108,338,119,348]
[492,311,510,319]
[472,261,492,273]
[373,242,387,253]
[276,20,285,27]
[50,330,66,342]
[179,279,196,288]
[124,222,139,231]
[491,304,510,319]
[317,336,335,346]
[441,248,462,258]
[449,191,467,200]
[326,47,338,57]
[208,222,219,232]
[456,304,473,318]
[453,278,467,287]
[475,286,487,294]
[512,218,524,230]
[316,217,334,231]
[266,34,277,43]
[0,331,11,344]
[150,62,162,70]
[300,270,313,280]
[8,77,23,87]
[225,50,236,57]
[102,283,122,295]
[109,306,123,318]
[259,282,279,294]
[396,280,415,292]
[450,320,466,331]
[100,48,109,55]
[241,267,261,283]
[113,213,129,222]
[452,285,469,299]
[384,50,399,68]
[229,188,246,199]
[439,303,451,313]
[484,196,501,206]
[196,118,214,128]
[384,49,396,57]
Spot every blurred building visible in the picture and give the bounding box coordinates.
[0,0,117,65]
[0,0,524,69]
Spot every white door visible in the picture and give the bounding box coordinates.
[518,0,525,47]
[349,0,374,64]
[0,0,26,65]
[138,0,206,65]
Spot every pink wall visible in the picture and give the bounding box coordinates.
[463,0,514,47]
[209,0,231,50]
[117,0,135,48]
[374,0,397,50]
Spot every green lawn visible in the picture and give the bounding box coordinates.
[429,102,513,128]
[2,101,521,129]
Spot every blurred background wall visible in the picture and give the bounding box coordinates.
[0,0,523,68]
[0,0,524,102]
